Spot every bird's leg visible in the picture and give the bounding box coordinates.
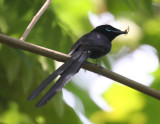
[96,59,99,66]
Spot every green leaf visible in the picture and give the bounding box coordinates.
[52,91,64,117]
[0,46,21,84]
[20,58,34,94]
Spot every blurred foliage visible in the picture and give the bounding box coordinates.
[0,0,160,124]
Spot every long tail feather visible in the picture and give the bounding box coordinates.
[36,51,90,107]
[28,51,84,100]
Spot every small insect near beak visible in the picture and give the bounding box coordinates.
[124,26,130,34]
[117,26,129,34]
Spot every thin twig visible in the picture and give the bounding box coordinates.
[20,0,52,41]
[0,33,160,100]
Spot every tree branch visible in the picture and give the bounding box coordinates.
[1,33,160,100]
[20,0,52,41]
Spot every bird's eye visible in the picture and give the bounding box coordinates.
[106,28,112,32]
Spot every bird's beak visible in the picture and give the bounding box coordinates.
[120,26,129,34]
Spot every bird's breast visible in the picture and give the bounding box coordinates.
[84,34,111,59]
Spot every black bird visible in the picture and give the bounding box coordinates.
[28,25,128,107]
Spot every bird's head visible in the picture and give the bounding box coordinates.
[92,25,129,41]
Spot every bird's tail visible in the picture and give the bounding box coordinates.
[28,50,90,107]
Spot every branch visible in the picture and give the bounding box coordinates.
[20,0,52,41]
[1,33,160,100]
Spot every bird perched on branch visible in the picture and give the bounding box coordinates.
[28,25,129,107]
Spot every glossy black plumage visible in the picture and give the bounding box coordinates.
[28,25,128,107]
